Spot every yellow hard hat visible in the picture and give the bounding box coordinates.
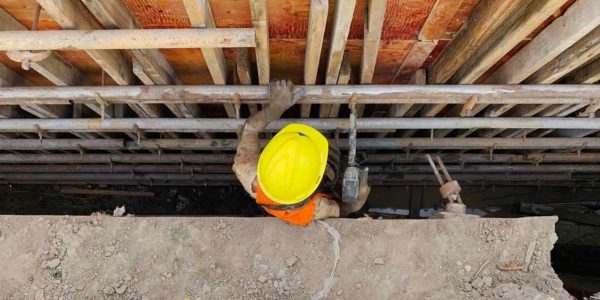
[257,123,329,205]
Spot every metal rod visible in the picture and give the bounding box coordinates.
[435,156,453,182]
[128,138,600,151]
[0,163,599,174]
[2,152,600,164]
[0,154,235,164]
[0,85,597,106]
[1,138,600,151]
[3,180,592,187]
[1,117,600,133]
[426,154,445,185]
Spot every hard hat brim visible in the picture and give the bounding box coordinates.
[257,123,329,205]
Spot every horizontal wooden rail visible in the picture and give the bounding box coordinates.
[0,85,597,106]
[0,118,599,133]
[0,28,256,50]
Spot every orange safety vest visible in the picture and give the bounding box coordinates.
[256,185,333,226]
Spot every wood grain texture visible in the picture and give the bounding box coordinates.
[485,0,600,84]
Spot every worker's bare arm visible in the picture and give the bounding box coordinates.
[233,80,298,197]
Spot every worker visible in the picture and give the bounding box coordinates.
[233,80,370,226]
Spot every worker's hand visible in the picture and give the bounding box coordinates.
[268,80,296,114]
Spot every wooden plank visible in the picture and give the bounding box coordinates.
[563,59,600,83]
[451,0,563,84]
[357,0,386,117]
[183,0,236,117]
[235,48,258,114]
[360,0,387,84]
[419,0,465,41]
[0,7,104,116]
[526,27,600,84]
[428,0,526,84]
[250,0,270,85]
[181,0,207,27]
[0,60,67,119]
[301,0,328,118]
[0,28,255,51]
[82,0,200,122]
[391,41,436,83]
[485,0,600,84]
[320,0,357,117]
[321,51,351,118]
[37,0,134,85]
[325,0,357,83]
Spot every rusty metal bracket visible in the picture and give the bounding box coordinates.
[233,93,241,119]
[459,95,478,117]
[157,145,163,159]
[77,145,85,159]
[33,124,44,143]
[487,143,498,160]
[133,124,143,144]
[95,93,109,120]
[404,143,412,159]
[348,93,358,110]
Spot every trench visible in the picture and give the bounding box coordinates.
[0,183,599,297]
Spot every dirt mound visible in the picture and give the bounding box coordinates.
[0,215,568,299]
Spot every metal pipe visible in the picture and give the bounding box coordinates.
[0,164,232,173]
[0,138,598,151]
[362,153,600,164]
[1,117,600,133]
[0,84,597,106]
[366,164,600,173]
[0,154,235,164]
[129,138,600,150]
[0,28,256,50]
[1,152,600,164]
[1,179,593,187]
[0,163,600,174]
[0,139,124,150]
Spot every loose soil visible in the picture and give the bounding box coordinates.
[0,215,568,299]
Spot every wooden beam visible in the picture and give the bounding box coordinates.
[250,0,270,84]
[0,84,598,106]
[525,26,600,84]
[357,0,386,116]
[381,69,425,138]
[563,59,600,83]
[320,0,357,117]
[0,60,68,119]
[321,51,351,118]
[419,0,465,41]
[82,0,193,120]
[0,7,104,116]
[391,41,436,83]
[302,0,329,118]
[181,0,207,27]
[36,0,134,85]
[183,0,237,117]
[360,0,387,84]
[428,0,526,84]
[235,48,258,114]
[0,28,255,51]
[485,0,600,84]
[450,0,564,84]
